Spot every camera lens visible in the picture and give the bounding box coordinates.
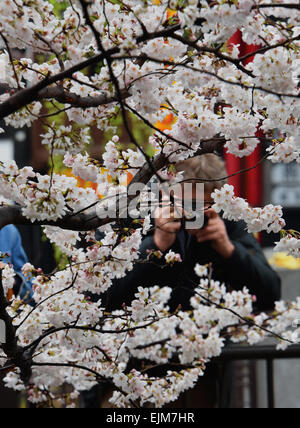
[184,213,209,229]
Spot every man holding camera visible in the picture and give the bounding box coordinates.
[105,154,281,314]
[104,154,281,313]
[90,154,282,409]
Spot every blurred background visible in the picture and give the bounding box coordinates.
[1,93,300,409]
[0,6,300,408]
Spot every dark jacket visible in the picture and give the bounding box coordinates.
[103,220,281,313]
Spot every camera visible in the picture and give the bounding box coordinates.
[183,213,209,230]
[182,198,209,230]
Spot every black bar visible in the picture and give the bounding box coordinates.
[267,359,275,409]
[215,344,300,409]
[217,344,300,362]
[219,362,233,409]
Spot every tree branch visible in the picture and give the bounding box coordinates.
[0,25,181,120]
[31,361,140,408]
[119,54,300,99]
[0,137,224,232]
[252,3,300,10]
[238,35,300,64]
[36,86,129,109]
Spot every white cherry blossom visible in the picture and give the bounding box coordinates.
[0,0,299,408]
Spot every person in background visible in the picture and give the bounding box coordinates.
[0,225,33,303]
[105,154,281,314]
[89,154,282,408]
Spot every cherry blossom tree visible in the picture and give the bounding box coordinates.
[0,0,299,408]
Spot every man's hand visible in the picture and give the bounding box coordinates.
[193,209,235,259]
[154,204,182,253]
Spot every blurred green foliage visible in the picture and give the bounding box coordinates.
[48,0,69,16]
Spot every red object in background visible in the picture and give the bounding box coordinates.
[225,31,263,208]
[245,130,264,208]
[225,153,243,197]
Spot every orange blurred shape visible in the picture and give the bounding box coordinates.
[62,168,98,191]
[155,103,177,131]
[167,9,178,19]
[152,1,177,19]
[7,289,14,301]
[60,168,134,199]
[156,113,176,131]
[127,171,134,184]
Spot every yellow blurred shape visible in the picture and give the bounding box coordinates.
[269,252,300,270]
